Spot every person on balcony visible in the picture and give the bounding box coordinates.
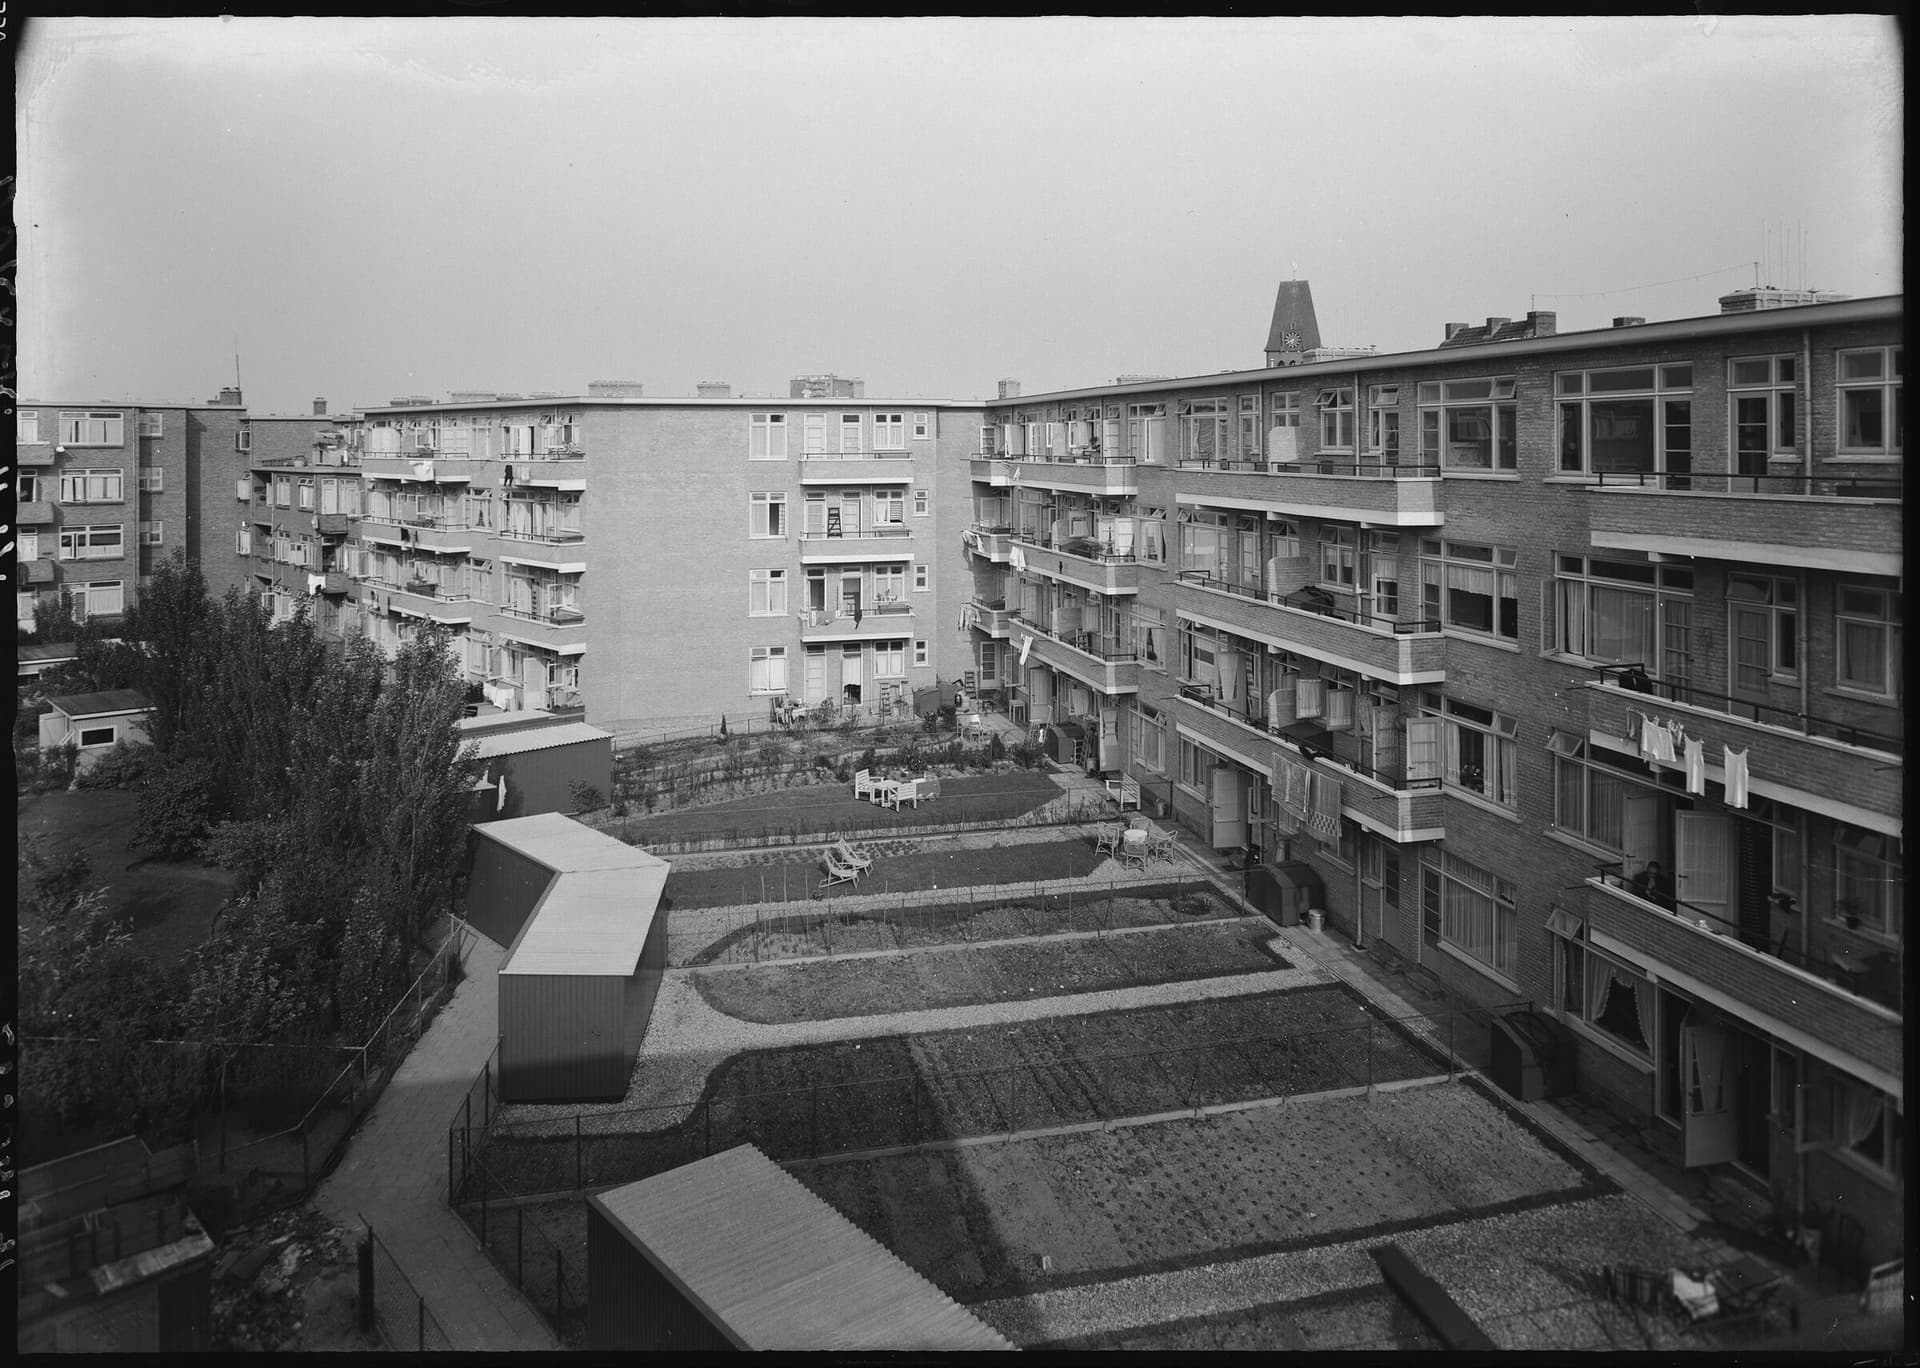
[1629,860,1674,910]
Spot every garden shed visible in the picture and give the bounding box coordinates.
[586,1144,1013,1351]
[458,709,613,821]
[469,812,671,1103]
[37,688,153,771]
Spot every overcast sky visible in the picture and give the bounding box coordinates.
[16,15,1903,413]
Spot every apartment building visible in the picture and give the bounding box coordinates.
[16,390,249,631]
[237,402,365,637]
[343,387,985,730]
[967,290,1903,1257]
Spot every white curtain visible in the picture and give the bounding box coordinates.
[1843,1082,1886,1147]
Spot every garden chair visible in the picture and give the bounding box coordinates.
[1106,774,1141,811]
[821,848,864,890]
[853,768,882,801]
[1093,823,1123,857]
[1147,828,1178,863]
[884,777,927,811]
[832,834,873,872]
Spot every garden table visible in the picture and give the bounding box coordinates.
[1119,828,1150,870]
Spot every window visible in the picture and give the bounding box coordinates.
[803,413,827,454]
[1180,398,1228,464]
[1269,392,1300,427]
[913,413,931,440]
[1553,555,1693,681]
[140,521,164,546]
[236,424,252,452]
[236,527,253,555]
[1238,394,1262,458]
[78,725,119,748]
[138,466,164,492]
[20,530,39,560]
[1552,738,1636,851]
[58,411,126,446]
[876,489,905,525]
[72,580,125,619]
[1179,737,1215,791]
[58,525,125,561]
[1551,917,1653,1058]
[138,412,164,439]
[1417,377,1518,471]
[1833,825,1900,938]
[749,413,788,460]
[873,639,906,676]
[20,471,41,505]
[913,487,929,517]
[1801,1061,1903,1180]
[1728,355,1798,474]
[839,413,863,453]
[1835,581,1901,697]
[913,639,929,667]
[1421,539,1518,641]
[749,646,788,695]
[1131,703,1166,771]
[1557,364,1692,478]
[1728,573,1798,693]
[1366,385,1401,459]
[1319,525,1358,591]
[274,477,292,508]
[1127,403,1167,463]
[1317,387,1355,450]
[1836,346,1903,456]
[749,568,788,617]
[1423,850,1517,977]
[1420,691,1518,808]
[58,468,125,503]
[874,413,905,450]
[913,563,929,592]
[297,481,315,510]
[873,564,906,603]
[749,492,787,538]
[19,410,42,443]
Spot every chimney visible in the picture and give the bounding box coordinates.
[1612,316,1646,328]
[1526,311,1556,337]
[212,385,243,405]
[997,378,1022,400]
[1444,322,1469,341]
[313,397,327,416]
[1484,317,1510,333]
[696,381,732,398]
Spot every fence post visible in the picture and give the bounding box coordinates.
[1367,1020,1375,1095]
[302,1127,310,1188]
[576,1114,583,1189]
[1448,1009,1457,1082]
[557,1250,565,1324]
[417,1295,426,1352]
[480,1166,488,1246]
[516,1205,524,1287]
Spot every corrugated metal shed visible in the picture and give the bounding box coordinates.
[476,811,649,875]
[501,868,667,977]
[468,720,611,760]
[589,1145,1014,1352]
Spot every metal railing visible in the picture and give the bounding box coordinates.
[1588,663,1903,756]
[1174,569,1442,635]
[363,1218,454,1351]
[1592,469,1902,498]
[1021,620,1140,662]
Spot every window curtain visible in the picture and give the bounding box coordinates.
[1296,677,1325,719]
[1590,585,1655,663]
[1217,649,1245,708]
[1843,1083,1886,1148]
[1841,621,1886,689]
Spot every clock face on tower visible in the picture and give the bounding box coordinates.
[1282,330,1303,350]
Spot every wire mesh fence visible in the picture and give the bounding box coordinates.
[364,1219,455,1351]
[445,1147,588,1347]
[456,999,1524,1204]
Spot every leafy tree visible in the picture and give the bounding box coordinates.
[123,549,215,757]
[133,756,223,859]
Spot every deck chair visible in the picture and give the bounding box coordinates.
[853,769,882,801]
[821,848,864,889]
[1106,774,1141,811]
[1093,823,1123,857]
[832,834,873,872]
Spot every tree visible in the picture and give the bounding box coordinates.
[123,549,215,757]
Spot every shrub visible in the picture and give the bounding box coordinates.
[834,762,852,783]
[1010,740,1043,770]
[133,757,221,859]
[75,739,155,790]
[859,746,878,772]
[568,780,606,813]
[920,708,941,734]
[812,753,834,771]
[989,733,1006,762]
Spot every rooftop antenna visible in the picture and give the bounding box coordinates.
[234,335,243,394]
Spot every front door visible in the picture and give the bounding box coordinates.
[840,645,863,704]
[1210,764,1249,849]
[804,646,827,705]
[1682,1024,1739,1166]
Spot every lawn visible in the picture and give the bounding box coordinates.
[693,920,1289,1023]
[658,833,1120,909]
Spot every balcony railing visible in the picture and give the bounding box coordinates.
[1254,459,1443,478]
[1023,621,1138,662]
[1592,470,1903,498]
[1014,529,1139,565]
[800,600,913,630]
[1173,570,1439,636]
[1590,663,1902,756]
[499,605,583,625]
[499,526,585,545]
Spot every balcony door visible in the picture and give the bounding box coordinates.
[840,644,863,703]
[803,646,828,705]
[1682,1023,1738,1167]
[1209,764,1249,850]
[1675,811,1730,927]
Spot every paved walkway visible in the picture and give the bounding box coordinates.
[311,932,560,1351]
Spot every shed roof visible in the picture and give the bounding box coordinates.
[590,1145,1014,1351]
[477,813,671,978]
[46,688,151,719]
[18,641,80,665]
[470,720,611,760]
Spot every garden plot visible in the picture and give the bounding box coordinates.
[692,920,1287,1023]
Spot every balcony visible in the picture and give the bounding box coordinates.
[963,525,1016,564]
[1175,461,1442,526]
[318,570,351,595]
[22,558,56,585]
[1172,574,1446,685]
[798,601,915,642]
[490,607,589,654]
[1585,472,1902,577]
[1016,622,1140,695]
[966,598,1020,638]
[361,454,486,485]
[316,512,351,537]
[987,452,1139,497]
[1008,533,1140,596]
[969,457,1021,488]
[798,525,914,563]
[358,517,475,555]
[497,529,588,572]
[17,500,54,525]
[1583,671,1900,819]
[797,451,914,484]
[18,443,55,466]
[1585,873,1901,1088]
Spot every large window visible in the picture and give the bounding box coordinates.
[1238,395,1262,459]
[839,413,863,453]
[1835,581,1901,698]
[1557,364,1692,478]
[141,521,165,546]
[804,413,827,454]
[1130,702,1165,771]
[749,413,788,460]
[1317,387,1355,451]
[18,410,42,443]
[749,568,788,617]
[1180,398,1228,464]
[1551,917,1653,1058]
[1551,737,1634,851]
[873,413,905,450]
[1420,538,1518,641]
[1728,573,1798,694]
[873,639,906,677]
[72,580,125,619]
[1418,376,1517,471]
[1833,825,1901,938]
[749,492,787,538]
[1728,355,1798,474]
[1366,385,1401,459]
[138,466,165,492]
[1420,691,1518,808]
[749,646,788,695]
[1553,555,1693,681]
[1127,403,1167,463]
[1800,1061,1904,1182]
[58,411,126,447]
[1836,346,1902,456]
[1422,850,1516,977]
[58,525,125,560]
[58,468,125,504]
